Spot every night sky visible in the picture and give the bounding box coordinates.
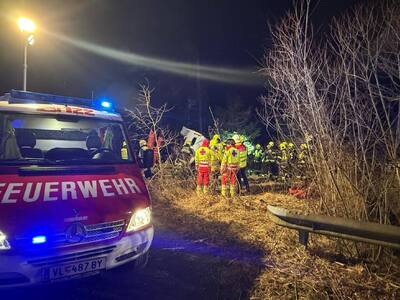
[0,0,356,132]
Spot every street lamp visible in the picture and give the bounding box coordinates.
[17,17,36,91]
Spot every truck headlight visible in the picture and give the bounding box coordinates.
[0,231,11,250]
[127,207,151,232]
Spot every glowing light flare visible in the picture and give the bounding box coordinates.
[32,235,47,244]
[17,17,36,33]
[44,31,263,86]
[0,231,11,250]
[127,207,151,232]
[101,100,112,109]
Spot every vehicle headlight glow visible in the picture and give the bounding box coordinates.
[32,235,47,244]
[127,207,151,232]
[0,231,11,250]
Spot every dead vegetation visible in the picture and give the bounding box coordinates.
[149,173,400,299]
[258,0,400,261]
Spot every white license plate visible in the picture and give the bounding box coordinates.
[42,257,106,281]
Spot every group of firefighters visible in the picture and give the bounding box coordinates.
[135,130,309,197]
[195,134,250,197]
[194,135,309,198]
[251,140,309,180]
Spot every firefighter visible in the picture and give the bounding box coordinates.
[195,139,212,195]
[139,139,153,178]
[177,141,193,167]
[264,141,278,179]
[148,129,164,164]
[235,135,250,193]
[287,142,296,161]
[138,140,148,164]
[278,141,289,180]
[287,142,297,179]
[121,141,128,160]
[210,134,223,173]
[298,143,308,163]
[220,139,240,197]
[297,143,309,179]
[253,143,263,174]
[278,141,288,161]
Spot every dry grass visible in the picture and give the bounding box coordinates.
[150,176,400,299]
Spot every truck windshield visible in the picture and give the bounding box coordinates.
[0,113,133,165]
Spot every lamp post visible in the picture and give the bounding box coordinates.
[17,18,36,91]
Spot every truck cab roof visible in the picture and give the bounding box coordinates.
[0,90,122,122]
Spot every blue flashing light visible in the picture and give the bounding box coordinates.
[32,235,47,244]
[101,100,112,109]
[94,98,114,112]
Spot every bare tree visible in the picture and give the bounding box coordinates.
[259,0,400,256]
[126,83,177,173]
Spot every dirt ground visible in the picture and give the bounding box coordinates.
[4,178,400,299]
[148,177,400,299]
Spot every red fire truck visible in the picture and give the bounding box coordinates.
[0,90,153,287]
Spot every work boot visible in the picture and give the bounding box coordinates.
[196,185,202,196]
[221,185,227,197]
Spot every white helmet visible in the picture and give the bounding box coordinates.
[232,134,241,144]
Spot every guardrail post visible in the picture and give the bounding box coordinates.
[298,230,309,248]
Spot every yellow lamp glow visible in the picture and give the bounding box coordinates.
[17,17,36,33]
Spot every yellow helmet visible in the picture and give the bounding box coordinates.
[279,142,287,150]
[288,142,294,148]
[139,139,147,147]
[256,144,261,149]
[212,134,220,140]
[300,143,308,150]
[267,141,274,147]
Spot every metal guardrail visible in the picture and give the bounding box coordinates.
[267,205,400,249]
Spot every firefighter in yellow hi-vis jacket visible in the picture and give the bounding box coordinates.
[195,139,212,195]
[234,135,250,193]
[121,141,128,160]
[209,134,223,173]
[220,139,240,197]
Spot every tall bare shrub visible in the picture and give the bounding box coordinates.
[126,83,177,175]
[259,0,400,254]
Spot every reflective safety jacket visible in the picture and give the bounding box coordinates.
[221,146,240,171]
[210,137,223,161]
[209,137,223,171]
[121,142,128,160]
[278,149,289,162]
[298,149,308,163]
[138,145,148,159]
[263,148,277,163]
[195,146,212,171]
[236,143,248,168]
[253,148,263,163]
